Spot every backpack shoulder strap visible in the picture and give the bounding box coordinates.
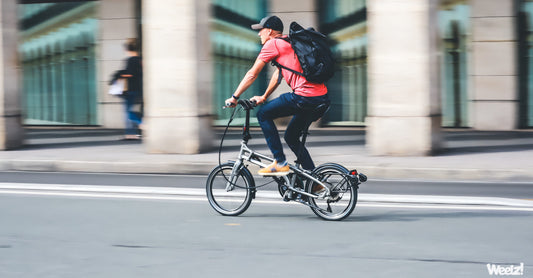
[271,60,305,85]
[271,61,284,85]
[270,38,304,84]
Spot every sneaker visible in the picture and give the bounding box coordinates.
[258,161,290,176]
[312,183,327,196]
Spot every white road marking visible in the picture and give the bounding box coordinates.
[0,182,532,212]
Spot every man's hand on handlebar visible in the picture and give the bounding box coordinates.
[224,97,238,108]
[250,95,266,105]
[225,95,264,109]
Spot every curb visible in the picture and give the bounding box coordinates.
[356,166,533,182]
[2,159,533,183]
[0,160,218,175]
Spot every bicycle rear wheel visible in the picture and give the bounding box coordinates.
[206,162,254,216]
[306,163,357,221]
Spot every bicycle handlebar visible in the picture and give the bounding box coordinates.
[238,99,257,110]
[224,99,257,110]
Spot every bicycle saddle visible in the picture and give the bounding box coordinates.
[308,102,330,122]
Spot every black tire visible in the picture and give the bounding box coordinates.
[206,162,254,216]
[306,163,358,221]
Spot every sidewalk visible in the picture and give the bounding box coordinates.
[1,127,533,182]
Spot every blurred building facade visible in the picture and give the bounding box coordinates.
[19,2,98,125]
[17,0,141,128]
[0,0,532,153]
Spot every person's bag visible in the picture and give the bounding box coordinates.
[272,21,335,84]
[108,78,127,96]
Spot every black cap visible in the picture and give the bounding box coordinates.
[251,15,283,33]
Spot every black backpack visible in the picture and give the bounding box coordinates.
[272,22,335,84]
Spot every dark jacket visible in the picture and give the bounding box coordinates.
[110,56,143,95]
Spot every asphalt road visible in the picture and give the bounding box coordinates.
[0,172,532,277]
[0,194,531,278]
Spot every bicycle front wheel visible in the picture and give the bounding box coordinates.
[306,163,358,221]
[206,162,255,216]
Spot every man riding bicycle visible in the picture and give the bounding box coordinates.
[225,15,330,176]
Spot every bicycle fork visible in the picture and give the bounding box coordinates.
[225,140,251,192]
[225,159,243,192]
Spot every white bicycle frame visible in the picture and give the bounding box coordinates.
[225,139,331,199]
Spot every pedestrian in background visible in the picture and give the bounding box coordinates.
[110,38,143,140]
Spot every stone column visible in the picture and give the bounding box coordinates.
[142,0,212,153]
[470,0,518,130]
[270,0,317,29]
[366,0,442,156]
[0,0,24,150]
